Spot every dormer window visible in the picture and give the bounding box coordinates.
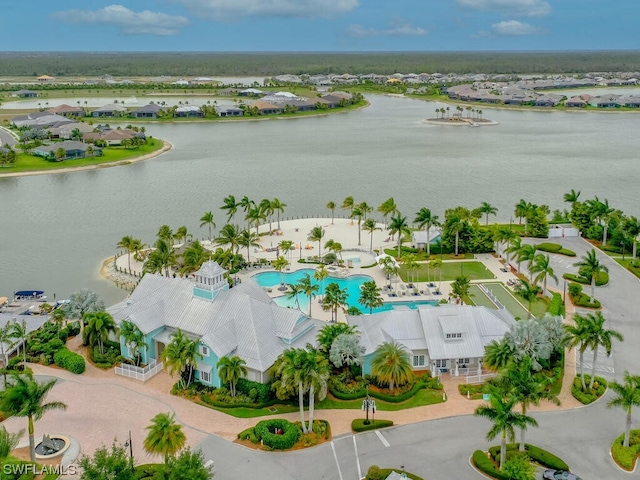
[445,333,462,339]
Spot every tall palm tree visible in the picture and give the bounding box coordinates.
[517,244,537,282]
[450,275,471,305]
[479,202,498,226]
[378,197,399,228]
[388,215,410,258]
[307,226,325,260]
[120,320,146,366]
[326,201,336,224]
[246,205,266,234]
[217,355,247,397]
[583,311,624,390]
[446,212,465,256]
[474,384,537,470]
[270,198,287,230]
[144,239,177,277]
[357,201,373,221]
[563,189,581,206]
[279,239,294,263]
[258,198,273,232]
[573,249,608,303]
[180,240,211,276]
[623,216,640,259]
[303,346,330,433]
[401,254,419,286]
[160,329,202,389]
[215,224,242,255]
[565,314,591,391]
[350,205,365,245]
[371,341,413,392]
[505,236,523,273]
[322,282,348,322]
[61,288,105,335]
[8,319,27,364]
[174,226,189,246]
[607,371,640,447]
[199,211,216,241]
[296,273,319,317]
[239,195,255,230]
[494,226,516,261]
[587,197,614,246]
[84,311,117,355]
[0,325,12,386]
[220,194,239,222]
[0,372,67,462]
[483,339,514,372]
[358,280,383,314]
[144,412,186,465]
[157,225,174,245]
[238,229,260,264]
[414,207,440,255]
[514,199,529,226]
[129,238,146,263]
[515,280,541,319]
[313,265,329,301]
[117,235,134,270]
[496,357,560,451]
[273,348,307,429]
[341,196,355,220]
[530,253,558,295]
[273,256,290,287]
[363,218,381,253]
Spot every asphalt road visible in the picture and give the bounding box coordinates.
[0,126,17,147]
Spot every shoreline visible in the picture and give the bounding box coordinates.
[422,118,499,127]
[0,139,172,179]
[100,255,139,291]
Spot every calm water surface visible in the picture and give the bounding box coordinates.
[1,95,639,304]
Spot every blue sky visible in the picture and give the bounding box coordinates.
[3,0,639,51]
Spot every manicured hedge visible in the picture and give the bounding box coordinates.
[254,419,301,450]
[351,419,393,432]
[569,291,601,309]
[366,466,423,480]
[535,243,576,257]
[611,431,640,471]
[238,427,260,444]
[199,394,281,410]
[563,272,608,286]
[236,378,273,403]
[472,450,510,480]
[329,379,429,403]
[53,347,86,374]
[572,375,607,404]
[489,444,569,471]
[547,293,564,316]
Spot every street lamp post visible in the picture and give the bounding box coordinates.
[563,279,567,305]
[124,430,133,470]
[362,388,376,425]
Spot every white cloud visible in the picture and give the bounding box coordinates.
[171,0,359,19]
[477,19,541,37]
[456,0,551,18]
[347,20,428,38]
[52,5,189,36]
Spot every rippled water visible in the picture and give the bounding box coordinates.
[2,94,639,304]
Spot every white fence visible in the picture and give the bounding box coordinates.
[115,359,163,382]
[464,371,497,384]
[478,284,505,310]
[548,226,579,238]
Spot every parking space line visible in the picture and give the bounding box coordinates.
[353,435,362,480]
[375,430,391,447]
[331,441,344,480]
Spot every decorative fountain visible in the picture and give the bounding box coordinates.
[35,434,71,460]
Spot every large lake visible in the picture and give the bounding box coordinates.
[2,94,639,305]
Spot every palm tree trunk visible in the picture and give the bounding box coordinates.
[603,224,608,246]
[579,348,586,391]
[370,233,373,253]
[455,232,459,256]
[298,381,307,433]
[308,295,312,317]
[520,404,527,452]
[426,229,431,256]
[500,431,507,470]
[29,415,36,463]
[633,241,637,260]
[307,385,315,433]
[589,348,599,390]
[590,277,596,304]
[624,409,632,447]
[358,220,362,246]
[397,236,401,258]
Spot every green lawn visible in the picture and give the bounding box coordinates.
[400,261,496,283]
[316,388,444,411]
[1,139,164,174]
[196,400,299,418]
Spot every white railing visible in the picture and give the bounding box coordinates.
[464,371,497,384]
[478,284,505,310]
[115,359,163,382]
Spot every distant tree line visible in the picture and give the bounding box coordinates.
[3,51,640,77]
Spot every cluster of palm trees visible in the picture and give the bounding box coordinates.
[160,330,202,390]
[0,318,29,372]
[433,105,484,121]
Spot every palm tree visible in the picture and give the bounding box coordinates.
[296,273,319,317]
[8,319,27,364]
[199,211,216,241]
[450,275,471,305]
[215,224,241,255]
[350,205,365,245]
[623,216,640,259]
[505,236,523,273]
[0,372,67,462]
[313,265,329,301]
[587,197,614,246]
[217,355,247,397]
[303,346,330,433]
[273,348,307,429]
[358,201,373,220]
[157,224,174,245]
[479,202,498,226]
[323,282,348,322]
[246,205,266,234]
[84,311,117,355]
[497,357,560,451]
[514,199,529,226]
[515,280,541,319]
[483,339,514,372]
[341,196,355,220]
[316,323,357,353]
[530,254,558,295]
[474,384,537,470]
[160,330,202,389]
[61,288,105,335]
[174,226,188,246]
[270,198,287,230]
[401,254,419,287]
[563,189,581,206]
[238,229,260,263]
[371,341,413,392]
[565,314,591,391]
[358,280,383,314]
[180,240,211,276]
[307,226,325,260]
[120,320,146,366]
[363,218,380,253]
[494,226,516,260]
[117,235,135,270]
[583,311,624,390]
[144,239,177,277]
[378,197,399,228]
[286,282,302,311]
[607,371,640,447]
[517,244,537,282]
[144,412,186,465]
[0,325,12,386]
[414,207,440,255]
[273,255,290,287]
[326,201,336,224]
[129,238,146,263]
[220,194,239,222]
[239,195,255,229]
[446,213,465,256]
[388,215,410,258]
[573,249,608,303]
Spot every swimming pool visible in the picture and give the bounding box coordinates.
[252,269,438,314]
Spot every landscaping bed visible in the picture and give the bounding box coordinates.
[458,383,485,400]
[351,419,393,433]
[567,283,601,309]
[571,374,607,404]
[473,444,569,480]
[562,271,608,287]
[535,242,576,257]
[236,418,331,451]
[365,466,423,480]
[611,430,640,471]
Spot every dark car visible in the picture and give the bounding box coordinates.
[543,469,583,480]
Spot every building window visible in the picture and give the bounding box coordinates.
[446,333,463,339]
[199,345,209,356]
[435,359,447,368]
[200,370,211,383]
[413,355,425,367]
[457,358,470,365]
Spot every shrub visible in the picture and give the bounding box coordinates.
[458,383,486,400]
[572,375,607,404]
[487,444,569,471]
[472,450,510,480]
[236,378,273,403]
[568,282,582,297]
[611,431,640,471]
[53,348,86,374]
[569,291,601,309]
[365,466,423,480]
[254,419,301,450]
[352,419,393,432]
[64,323,80,337]
[89,345,123,368]
[535,243,576,257]
[503,453,536,480]
[547,293,564,316]
[237,427,260,444]
[563,271,608,286]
